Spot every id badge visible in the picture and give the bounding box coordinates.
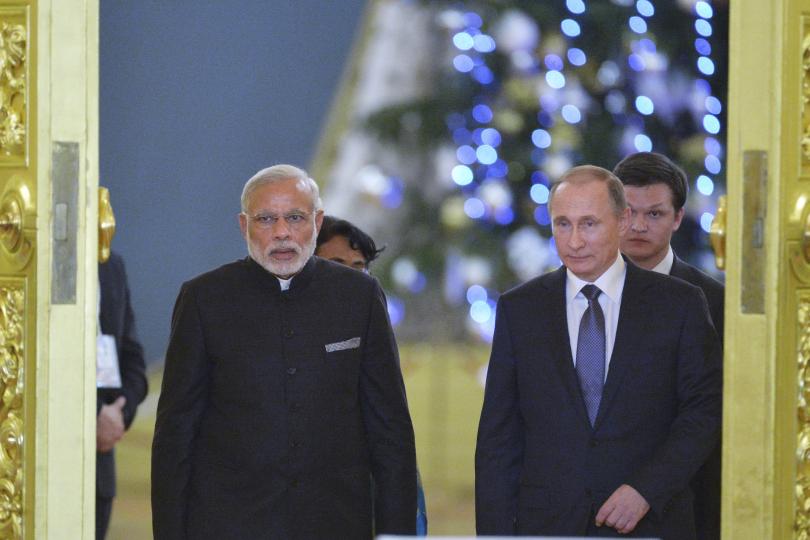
[97,334,122,388]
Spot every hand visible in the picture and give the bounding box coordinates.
[97,396,126,452]
[595,484,650,534]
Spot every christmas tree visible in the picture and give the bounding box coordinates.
[323,0,727,341]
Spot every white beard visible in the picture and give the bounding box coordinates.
[247,223,317,278]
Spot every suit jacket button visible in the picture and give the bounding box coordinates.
[284,329,294,338]
[286,367,297,375]
[589,440,597,448]
[291,479,299,488]
[290,402,300,412]
[289,440,299,448]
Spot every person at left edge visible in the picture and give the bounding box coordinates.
[97,251,148,539]
[151,164,417,540]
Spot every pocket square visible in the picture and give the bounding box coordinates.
[325,337,361,353]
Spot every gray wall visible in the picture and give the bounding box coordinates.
[100,1,366,363]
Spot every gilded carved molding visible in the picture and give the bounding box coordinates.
[0,282,25,539]
[0,15,25,162]
[797,299,810,538]
[802,16,810,170]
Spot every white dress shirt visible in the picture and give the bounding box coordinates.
[650,245,675,275]
[277,276,293,291]
[565,253,626,379]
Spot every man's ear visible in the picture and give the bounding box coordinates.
[672,207,685,232]
[315,210,325,233]
[238,213,248,239]
[618,206,631,236]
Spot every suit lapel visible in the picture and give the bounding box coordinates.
[594,262,652,429]
[669,255,690,280]
[545,267,592,427]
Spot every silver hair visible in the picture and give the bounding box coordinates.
[548,164,627,217]
[240,164,323,213]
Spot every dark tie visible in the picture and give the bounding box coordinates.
[576,284,606,426]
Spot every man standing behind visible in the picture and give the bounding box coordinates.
[97,252,148,539]
[614,151,725,539]
[151,165,417,539]
[315,215,428,536]
[315,215,385,272]
[475,165,721,538]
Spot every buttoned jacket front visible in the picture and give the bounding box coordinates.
[152,256,417,540]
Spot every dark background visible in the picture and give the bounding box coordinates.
[100,1,366,362]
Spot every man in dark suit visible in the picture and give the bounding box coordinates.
[475,165,721,538]
[97,251,148,539]
[151,164,417,539]
[614,151,725,539]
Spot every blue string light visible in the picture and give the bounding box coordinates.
[472,104,493,123]
[634,95,654,115]
[546,70,566,89]
[695,1,713,18]
[452,165,474,186]
[636,0,655,17]
[456,145,477,165]
[700,212,714,232]
[697,175,715,195]
[544,54,565,71]
[442,1,724,335]
[634,134,653,152]
[561,19,581,37]
[453,54,474,72]
[561,104,582,123]
[464,197,486,219]
[530,184,550,204]
[697,56,715,75]
[453,32,474,50]
[566,0,586,15]
[695,19,712,37]
[703,115,720,134]
[693,0,723,214]
[629,16,647,34]
[480,128,502,147]
[531,129,551,149]
[567,48,587,66]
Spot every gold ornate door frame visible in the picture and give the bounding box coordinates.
[0,2,37,538]
[724,0,810,538]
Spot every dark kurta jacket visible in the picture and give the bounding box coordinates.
[97,251,148,499]
[151,256,417,540]
[475,262,721,539]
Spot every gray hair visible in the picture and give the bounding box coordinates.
[240,164,323,213]
[548,165,627,217]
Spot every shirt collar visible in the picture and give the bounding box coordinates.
[650,245,675,275]
[566,251,626,304]
[277,276,293,291]
[245,255,317,294]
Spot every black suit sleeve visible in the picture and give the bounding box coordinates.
[628,288,722,515]
[475,297,524,535]
[151,283,210,540]
[359,282,417,535]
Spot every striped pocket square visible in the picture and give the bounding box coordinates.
[325,337,361,353]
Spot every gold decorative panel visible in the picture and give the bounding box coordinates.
[804,18,810,167]
[0,281,24,538]
[798,298,810,538]
[0,8,26,166]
